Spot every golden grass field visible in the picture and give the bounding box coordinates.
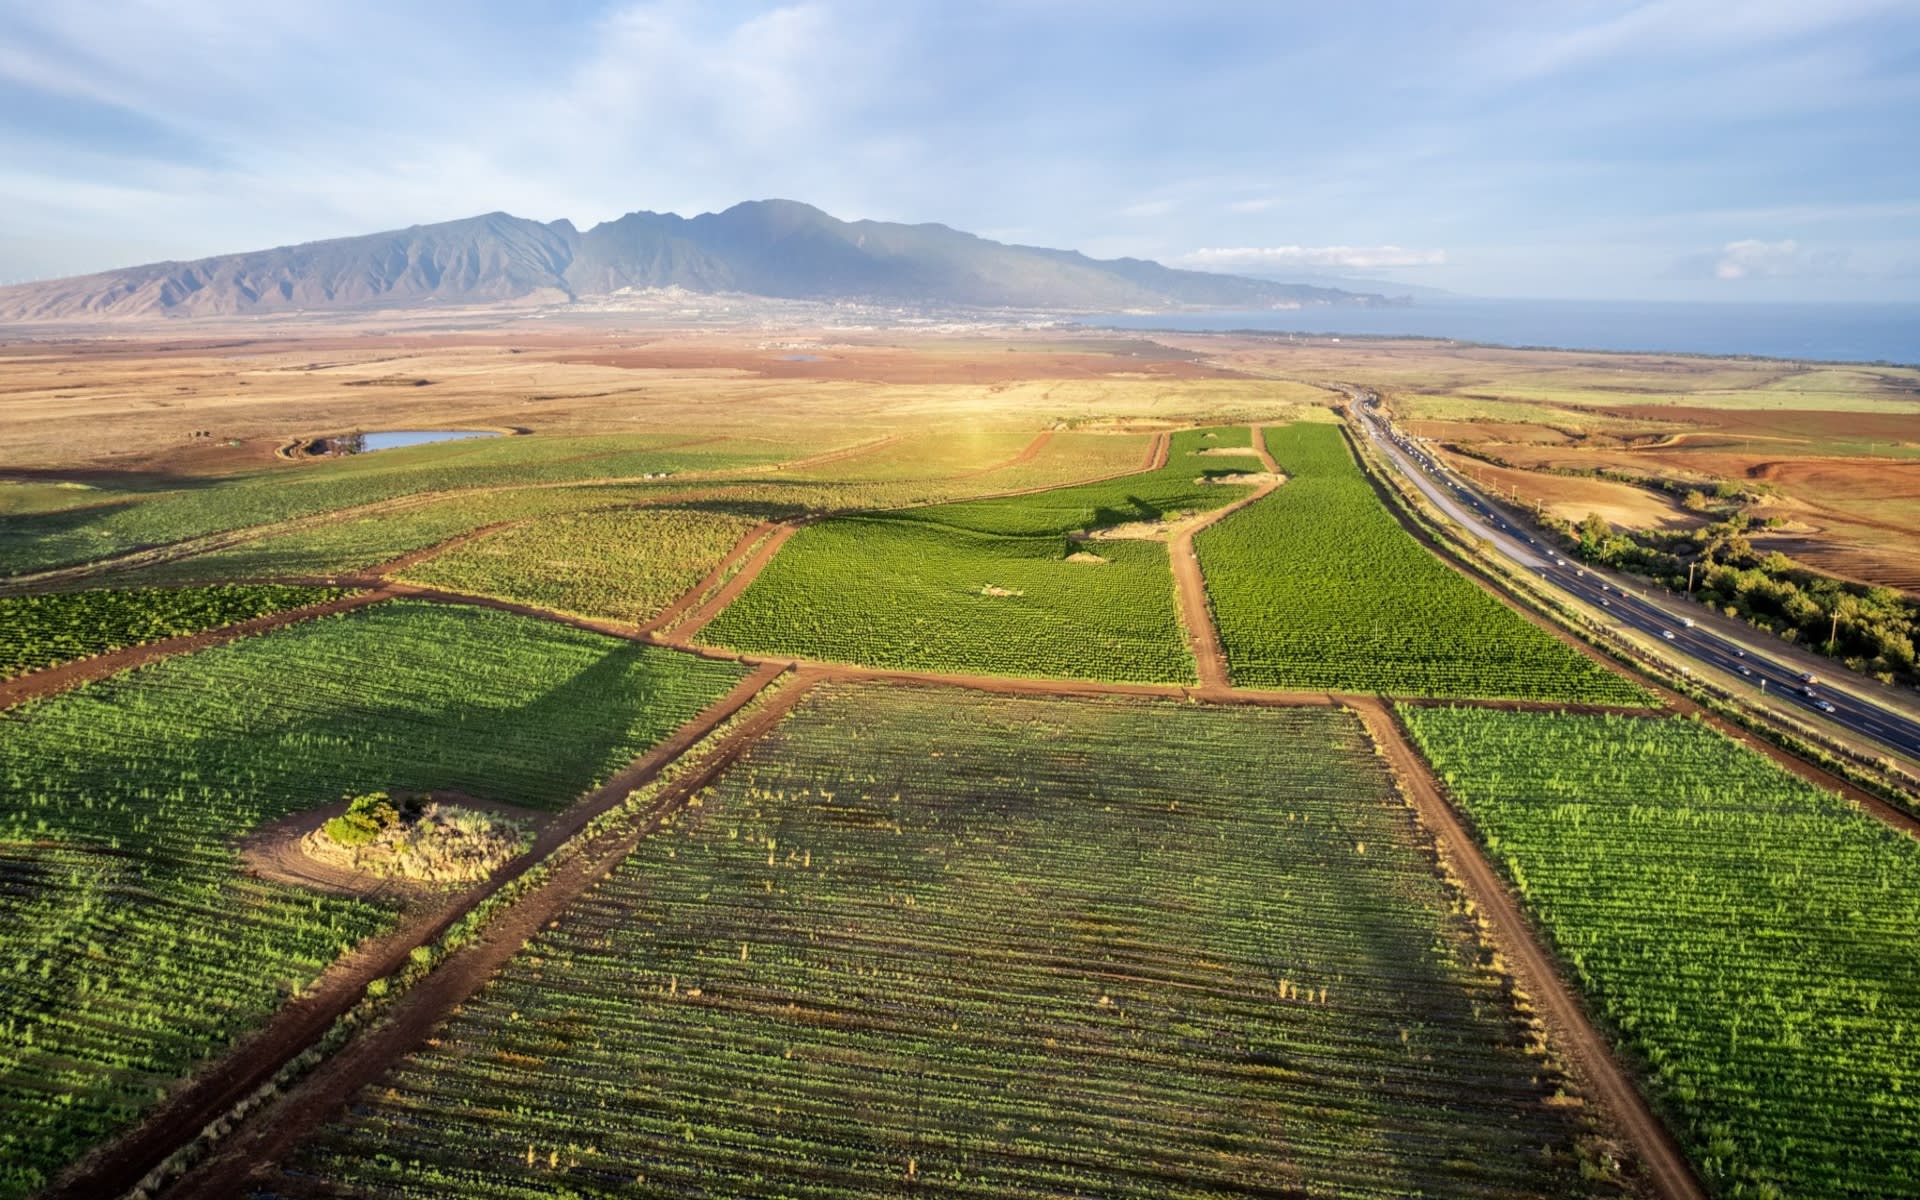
[2,318,1914,591]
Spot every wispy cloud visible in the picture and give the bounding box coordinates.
[0,1,1915,298]
[1669,238,1851,280]
[1488,0,1907,79]
[1183,245,1448,271]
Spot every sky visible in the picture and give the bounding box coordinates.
[1,0,1917,300]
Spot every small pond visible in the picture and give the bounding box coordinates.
[356,430,504,452]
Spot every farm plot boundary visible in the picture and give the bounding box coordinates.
[139,673,1699,1199]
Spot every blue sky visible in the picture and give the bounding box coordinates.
[2,0,1917,299]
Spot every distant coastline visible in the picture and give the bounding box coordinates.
[1087,297,1920,366]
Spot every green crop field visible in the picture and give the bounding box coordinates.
[1195,424,1650,702]
[397,505,764,624]
[281,684,1604,1199]
[0,583,344,679]
[117,482,694,585]
[0,432,801,577]
[0,601,748,1200]
[698,429,1251,681]
[1399,707,1920,1198]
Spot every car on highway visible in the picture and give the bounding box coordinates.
[1800,671,1820,684]
[1801,686,1818,698]
[1736,664,1753,676]
[1816,699,1838,714]
[1661,629,1676,640]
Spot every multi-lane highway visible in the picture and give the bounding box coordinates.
[1349,396,1920,763]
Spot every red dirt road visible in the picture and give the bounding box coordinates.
[0,588,388,711]
[1169,426,1284,687]
[1347,696,1706,1200]
[635,521,780,635]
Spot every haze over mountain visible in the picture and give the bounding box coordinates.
[0,200,1394,323]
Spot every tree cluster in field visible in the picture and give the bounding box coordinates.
[316,791,529,884]
[0,601,749,1200]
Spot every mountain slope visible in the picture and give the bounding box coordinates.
[0,199,1394,321]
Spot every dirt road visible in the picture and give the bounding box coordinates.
[1346,696,1706,1200]
[0,588,388,711]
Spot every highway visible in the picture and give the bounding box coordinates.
[1348,396,1920,764]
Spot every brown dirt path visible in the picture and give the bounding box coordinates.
[1169,425,1284,688]
[637,521,781,636]
[0,588,388,711]
[165,665,813,1200]
[950,429,1055,480]
[361,518,523,576]
[40,662,789,1200]
[660,521,808,645]
[1248,424,1281,473]
[1346,696,1707,1200]
[1146,429,1171,470]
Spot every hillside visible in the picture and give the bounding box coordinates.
[0,199,1394,321]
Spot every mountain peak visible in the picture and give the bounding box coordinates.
[0,201,1395,323]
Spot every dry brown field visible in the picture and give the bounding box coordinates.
[2,316,1914,591]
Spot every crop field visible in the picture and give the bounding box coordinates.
[115,483,696,585]
[0,432,801,577]
[1195,424,1651,702]
[0,601,748,1199]
[283,684,1602,1199]
[698,429,1249,681]
[0,583,343,678]
[397,506,765,624]
[1398,707,1920,1198]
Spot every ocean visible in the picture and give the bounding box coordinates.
[1087,298,1920,365]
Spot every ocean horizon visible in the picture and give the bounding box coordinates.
[1088,297,1920,366]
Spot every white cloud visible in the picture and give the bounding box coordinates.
[1118,199,1175,218]
[1670,237,1853,280]
[1226,197,1277,214]
[1715,238,1803,279]
[1182,245,1448,271]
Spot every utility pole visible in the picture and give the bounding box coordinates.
[1687,561,1697,594]
[1828,611,1841,656]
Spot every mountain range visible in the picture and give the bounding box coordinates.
[0,199,1398,322]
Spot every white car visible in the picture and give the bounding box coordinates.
[1661,630,1676,640]
[1737,665,1753,677]
[1815,700,1837,714]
